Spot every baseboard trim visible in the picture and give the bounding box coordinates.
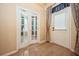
[49,40,53,43]
[39,40,46,44]
[2,50,18,56]
[50,40,75,51]
[70,48,75,52]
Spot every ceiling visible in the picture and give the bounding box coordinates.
[37,3,54,9]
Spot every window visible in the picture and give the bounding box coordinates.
[54,12,66,29]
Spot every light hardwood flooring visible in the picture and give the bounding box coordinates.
[11,42,76,56]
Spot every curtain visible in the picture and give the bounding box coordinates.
[52,3,70,13]
[71,3,79,55]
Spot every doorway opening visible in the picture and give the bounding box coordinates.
[16,7,40,49]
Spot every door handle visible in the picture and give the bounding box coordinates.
[52,27,54,31]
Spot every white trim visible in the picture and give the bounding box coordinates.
[49,40,53,43]
[17,6,39,15]
[51,3,61,9]
[37,12,40,44]
[30,40,39,44]
[70,48,75,52]
[1,50,18,56]
[16,6,21,49]
[16,7,19,49]
[39,40,46,44]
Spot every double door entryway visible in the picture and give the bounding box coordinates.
[17,7,40,49]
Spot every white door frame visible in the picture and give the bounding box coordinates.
[16,6,40,49]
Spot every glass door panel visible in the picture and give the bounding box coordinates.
[21,15,24,43]
[32,16,37,40]
[21,14,28,43]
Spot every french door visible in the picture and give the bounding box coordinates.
[17,7,39,49]
[20,13,29,48]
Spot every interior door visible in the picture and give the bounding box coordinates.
[50,7,71,48]
[20,12,30,48]
[17,8,39,49]
[30,15,38,43]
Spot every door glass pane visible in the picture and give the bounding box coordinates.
[32,26,34,35]
[21,14,28,43]
[54,12,66,29]
[32,16,34,36]
[21,24,24,43]
[21,15,24,43]
[32,16,37,40]
[21,16,24,24]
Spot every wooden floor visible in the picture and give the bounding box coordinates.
[11,42,76,56]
